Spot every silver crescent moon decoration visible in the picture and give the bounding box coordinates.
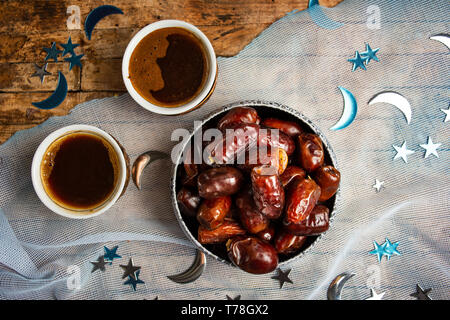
[430,34,450,51]
[327,272,356,300]
[131,150,169,190]
[368,91,412,124]
[167,250,206,284]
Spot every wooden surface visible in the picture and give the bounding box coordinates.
[0,0,342,145]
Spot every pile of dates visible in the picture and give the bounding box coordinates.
[176,106,340,274]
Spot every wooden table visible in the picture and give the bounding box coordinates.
[0,0,342,145]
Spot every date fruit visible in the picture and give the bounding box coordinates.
[236,187,269,234]
[262,118,303,137]
[256,224,276,242]
[197,167,244,199]
[285,178,321,224]
[297,133,324,172]
[284,205,329,236]
[274,230,307,254]
[217,107,260,130]
[251,167,285,219]
[314,165,341,201]
[177,187,201,217]
[197,196,231,230]
[280,165,306,188]
[258,127,296,156]
[198,220,246,244]
[227,236,278,274]
[238,147,288,175]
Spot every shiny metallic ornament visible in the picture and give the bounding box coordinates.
[368,91,412,125]
[167,250,206,284]
[31,63,51,84]
[369,240,390,262]
[226,295,241,300]
[60,36,80,57]
[132,150,169,190]
[348,51,367,71]
[330,86,358,131]
[120,258,141,280]
[410,284,432,300]
[327,272,356,300]
[43,42,62,62]
[90,255,107,273]
[365,288,385,300]
[124,270,145,291]
[360,43,380,64]
[429,34,450,51]
[103,245,121,264]
[64,53,84,71]
[271,268,293,289]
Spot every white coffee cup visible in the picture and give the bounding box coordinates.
[122,20,217,115]
[31,125,128,219]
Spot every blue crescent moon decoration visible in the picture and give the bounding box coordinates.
[330,86,358,131]
[85,5,124,40]
[308,0,344,30]
[32,71,68,109]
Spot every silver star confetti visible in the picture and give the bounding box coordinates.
[372,179,385,192]
[393,141,415,163]
[31,63,51,84]
[120,258,141,280]
[365,288,385,300]
[440,106,450,122]
[420,137,441,158]
[90,255,107,273]
[271,268,293,289]
[410,284,432,300]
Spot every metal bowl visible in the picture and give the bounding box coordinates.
[171,100,340,268]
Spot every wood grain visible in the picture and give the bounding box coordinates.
[0,0,343,145]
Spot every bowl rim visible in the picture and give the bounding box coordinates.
[171,100,341,268]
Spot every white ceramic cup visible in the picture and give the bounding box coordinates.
[122,20,217,115]
[31,125,128,219]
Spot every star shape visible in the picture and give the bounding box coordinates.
[31,63,51,84]
[271,268,293,289]
[420,137,441,159]
[410,284,432,300]
[361,43,380,64]
[383,238,400,260]
[90,255,107,273]
[226,295,241,300]
[120,258,141,280]
[60,36,80,57]
[372,179,385,192]
[124,270,145,291]
[43,42,63,62]
[348,51,367,71]
[103,245,121,264]
[365,288,385,300]
[369,240,391,262]
[440,106,450,122]
[393,141,415,163]
[64,53,84,71]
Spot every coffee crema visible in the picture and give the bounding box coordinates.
[40,132,119,211]
[128,27,208,107]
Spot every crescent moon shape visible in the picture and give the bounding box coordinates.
[430,34,450,51]
[327,272,356,300]
[330,86,358,131]
[131,150,169,190]
[31,71,68,109]
[308,0,344,30]
[368,91,412,124]
[167,250,206,284]
[84,5,124,40]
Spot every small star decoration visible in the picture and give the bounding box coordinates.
[420,137,441,159]
[103,245,121,264]
[43,42,63,62]
[440,105,450,122]
[31,63,51,84]
[348,51,367,71]
[124,270,145,291]
[410,284,432,300]
[120,258,141,280]
[64,53,84,71]
[372,179,385,192]
[365,288,385,300]
[348,43,379,71]
[393,141,415,163]
[369,238,401,262]
[60,36,79,57]
[361,43,380,64]
[226,295,241,300]
[90,255,107,273]
[271,268,293,289]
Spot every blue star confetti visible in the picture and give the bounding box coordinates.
[64,53,84,71]
[347,51,367,71]
[103,245,121,264]
[361,43,380,64]
[369,238,400,262]
[60,36,80,57]
[124,270,145,291]
[43,42,63,62]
